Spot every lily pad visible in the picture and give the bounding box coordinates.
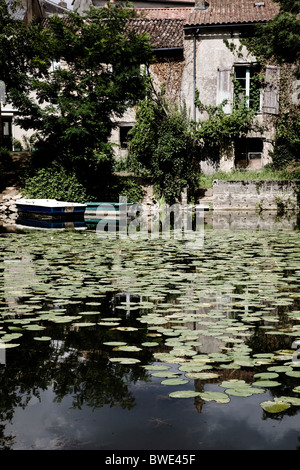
[117,345,142,352]
[253,372,279,380]
[252,380,281,387]
[109,357,140,364]
[169,390,201,398]
[285,371,300,378]
[260,401,291,413]
[161,378,189,386]
[33,336,52,341]
[185,372,219,380]
[199,391,230,403]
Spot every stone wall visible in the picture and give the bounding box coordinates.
[212,180,299,211]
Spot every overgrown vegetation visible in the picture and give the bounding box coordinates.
[22,166,90,203]
[126,85,261,203]
[127,95,200,204]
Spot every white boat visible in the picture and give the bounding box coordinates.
[16,199,86,220]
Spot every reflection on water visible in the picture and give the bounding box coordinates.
[0,215,299,450]
[0,208,299,233]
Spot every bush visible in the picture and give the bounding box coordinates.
[0,147,13,169]
[115,178,145,202]
[22,166,90,203]
[128,97,200,204]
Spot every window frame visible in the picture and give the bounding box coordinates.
[234,64,262,112]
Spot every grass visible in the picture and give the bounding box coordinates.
[198,167,300,189]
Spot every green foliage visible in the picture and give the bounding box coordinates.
[127,96,200,204]
[194,90,259,164]
[274,0,300,14]
[270,110,300,169]
[114,177,145,202]
[22,165,90,203]
[242,0,300,74]
[245,13,300,73]
[0,147,12,169]
[0,2,153,164]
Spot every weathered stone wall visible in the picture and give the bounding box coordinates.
[150,55,185,103]
[212,180,299,211]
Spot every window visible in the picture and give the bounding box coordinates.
[50,60,61,72]
[234,65,261,111]
[119,125,133,149]
[235,138,263,168]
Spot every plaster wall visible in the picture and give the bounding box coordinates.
[181,31,254,118]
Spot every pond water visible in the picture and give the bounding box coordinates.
[0,211,300,451]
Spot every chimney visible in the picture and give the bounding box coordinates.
[194,0,206,9]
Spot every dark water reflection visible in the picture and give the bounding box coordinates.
[0,210,299,451]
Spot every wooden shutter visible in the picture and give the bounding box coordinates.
[217,67,232,114]
[263,65,280,115]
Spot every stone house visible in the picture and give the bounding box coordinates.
[102,0,283,173]
[4,0,287,173]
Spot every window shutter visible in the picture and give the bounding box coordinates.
[263,65,280,115]
[217,67,232,114]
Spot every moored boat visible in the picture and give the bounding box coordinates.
[16,199,87,221]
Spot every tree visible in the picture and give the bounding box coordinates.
[244,0,300,70]
[127,95,200,204]
[0,1,153,195]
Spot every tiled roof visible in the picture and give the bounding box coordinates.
[136,8,192,20]
[129,18,184,48]
[186,0,280,26]
[136,0,280,26]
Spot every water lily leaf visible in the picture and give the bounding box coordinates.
[0,342,20,348]
[224,388,254,397]
[109,357,140,364]
[117,345,142,352]
[23,324,46,330]
[185,372,219,380]
[143,364,171,371]
[161,378,189,386]
[34,336,51,341]
[169,390,201,398]
[114,327,139,331]
[267,366,293,373]
[276,396,300,406]
[199,391,230,403]
[260,401,291,413]
[252,380,281,387]
[286,370,300,378]
[253,372,279,380]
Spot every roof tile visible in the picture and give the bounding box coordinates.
[129,18,184,48]
[136,0,279,26]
